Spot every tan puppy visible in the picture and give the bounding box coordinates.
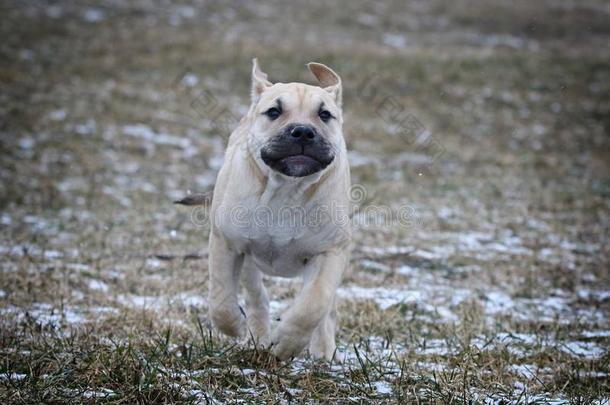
[208,59,351,360]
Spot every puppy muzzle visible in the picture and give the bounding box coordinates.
[260,123,335,178]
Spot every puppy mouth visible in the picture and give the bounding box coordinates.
[281,154,323,166]
[261,149,334,178]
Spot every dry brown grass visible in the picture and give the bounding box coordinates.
[1,0,609,403]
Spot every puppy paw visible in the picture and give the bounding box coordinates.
[210,305,246,338]
[309,341,338,362]
[245,318,271,347]
[270,323,311,360]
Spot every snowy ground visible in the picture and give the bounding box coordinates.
[1,0,609,403]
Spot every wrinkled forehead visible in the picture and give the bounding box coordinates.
[258,83,339,112]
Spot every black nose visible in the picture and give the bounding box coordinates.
[290,125,316,142]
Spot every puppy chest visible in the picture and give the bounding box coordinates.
[215,203,335,265]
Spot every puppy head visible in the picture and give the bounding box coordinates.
[248,59,344,178]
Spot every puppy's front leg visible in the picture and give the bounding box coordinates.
[241,259,271,346]
[309,297,338,361]
[271,249,347,360]
[208,230,245,338]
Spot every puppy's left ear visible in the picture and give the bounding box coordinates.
[307,62,342,107]
[251,58,272,103]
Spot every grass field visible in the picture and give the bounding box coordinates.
[1,0,609,403]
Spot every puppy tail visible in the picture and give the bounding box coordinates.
[173,191,213,206]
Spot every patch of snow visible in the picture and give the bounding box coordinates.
[347,150,378,167]
[382,33,407,48]
[169,6,197,26]
[560,341,606,359]
[581,330,610,338]
[338,285,420,310]
[0,213,11,225]
[418,339,452,356]
[146,257,163,269]
[195,172,217,188]
[454,232,532,257]
[484,291,515,314]
[89,306,119,316]
[66,263,91,271]
[0,373,27,381]
[472,390,568,405]
[81,388,115,398]
[496,333,537,346]
[0,244,34,259]
[18,137,35,149]
[396,265,418,276]
[1,303,87,326]
[360,259,391,273]
[117,295,166,310]
[483,34,529,49]
[173,293,206,308]
[456,231,493,250]
[430,305,458,322]
[83,8,105,23]
[515,296,575,323]
[75,119,96,135]
[57,177,88,193]
[577,289,610,302]
[123,124,191,149]
[438,206,457,220]
[43,250,63,259]
[48,109,67,121]
[579,371,610,378]
[209,155,224,170]
[510,364,538,379]
[181,73,199,87]
[269,300,286,316]
[88,279,109,292]
[360,246,413,257]
[482,291,601,325]
[373,380,393,395]
[412,246,453,260]
[286,387,303,396]
[416,361,446,372]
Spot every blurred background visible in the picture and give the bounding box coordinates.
[1,0,609,402]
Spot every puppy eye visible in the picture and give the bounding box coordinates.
[264,107,282,120]
[318,110,333,123]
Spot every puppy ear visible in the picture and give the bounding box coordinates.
[251,58,272,103]
[307,62,342,107]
